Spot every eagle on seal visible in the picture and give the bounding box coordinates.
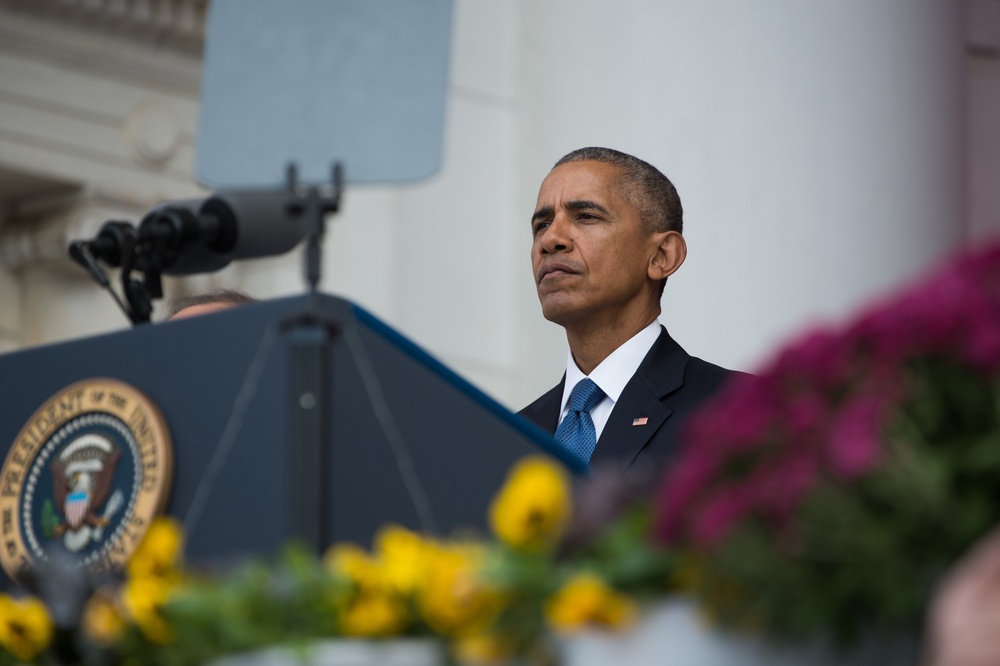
[51,433,121,537]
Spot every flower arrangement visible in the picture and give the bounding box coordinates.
[657,242,1000,642]
[0,457,666,666]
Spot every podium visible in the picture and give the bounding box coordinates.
[0,294,581,578]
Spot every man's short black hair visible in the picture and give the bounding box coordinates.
[165,289,257,319]
[554,147,683,235]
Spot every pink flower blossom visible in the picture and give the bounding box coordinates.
[654,240,1000,552]
[785,393,826,438]
[689,487,755,548]
[657,454,722,543]
[693,375,782,449]
[825,397,886,479]
[965,317,1000,370]
[751,452,820,517]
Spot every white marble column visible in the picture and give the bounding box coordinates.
[514,0,966,387]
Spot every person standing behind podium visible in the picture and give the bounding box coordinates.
[166,289,257,320]
[518,147,740,482]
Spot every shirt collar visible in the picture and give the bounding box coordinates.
[561,320,662,411]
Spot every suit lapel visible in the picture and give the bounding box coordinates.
[590,327,688,471]
[521,376,565,434]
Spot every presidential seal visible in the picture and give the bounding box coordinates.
[0,379,173,581]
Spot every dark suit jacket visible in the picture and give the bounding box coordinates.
[518,327,738,482]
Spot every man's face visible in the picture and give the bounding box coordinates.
[531,160,663,328]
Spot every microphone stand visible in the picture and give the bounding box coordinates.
[68,222,159,326]
[68,241,130,321]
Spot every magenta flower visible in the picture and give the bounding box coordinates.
[650,240,1000,641]
[656,240,1000,559]
[784,392,826,439]
[825,397,886,479]
[689,486,755,548]
[657,453,722,542]
[751,452,820,517]
[965,315,1000,370]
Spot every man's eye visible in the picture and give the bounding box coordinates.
[533,222,550,234]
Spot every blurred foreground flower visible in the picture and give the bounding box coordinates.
[117,516,186,645]
[127,516,184,583]
[657,242,1000,642]
[337,589,409,638]
[324,541,410,637]
[121,575,176,644]
[453,629,515,666]
[489,456,571,552]
[1,450,666,665]
[82,587,127,647]
[544,573,637,634]
[375,524,435,596]
[419,542,501,638]
[0,594,54,661]
[325,542,382,591]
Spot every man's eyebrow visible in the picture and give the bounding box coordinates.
[531,200,610,226]
[565,200,611,215]
[531,206,553,225]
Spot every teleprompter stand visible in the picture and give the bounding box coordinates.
[281,163,343,552]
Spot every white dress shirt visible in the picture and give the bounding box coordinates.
[558,320,661,441]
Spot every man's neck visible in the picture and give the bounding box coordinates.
[565,309,660,375]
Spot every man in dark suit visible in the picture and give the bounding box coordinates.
[519,147,738,483]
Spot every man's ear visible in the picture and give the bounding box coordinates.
[649,231,687,281]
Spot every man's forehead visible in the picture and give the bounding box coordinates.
[170,302,236,320]
[538,160,621,199]
[536,160,625,206]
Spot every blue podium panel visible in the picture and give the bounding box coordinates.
[0,294,578,577]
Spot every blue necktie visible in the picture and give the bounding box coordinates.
[554,378,605,464]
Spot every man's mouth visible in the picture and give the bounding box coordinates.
[537,263,580,284]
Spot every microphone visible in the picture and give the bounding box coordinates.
[69,178,337,324]
[138,199,233,275]
[72,191,312,277]
[79,221,136,268]
[200,189,311,264]
[136,190,311,275]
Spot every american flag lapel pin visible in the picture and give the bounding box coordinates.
[632,417,649,426]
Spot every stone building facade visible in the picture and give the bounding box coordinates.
[1,0,997,409]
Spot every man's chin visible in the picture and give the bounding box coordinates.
[539,298,585,327]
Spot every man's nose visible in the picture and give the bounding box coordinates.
[539,214,572,254]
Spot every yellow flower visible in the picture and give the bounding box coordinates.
[121,575,176,644]
[375,524,433,595]
[418,542,500,637]
[453,630,514,666]
[324,543,383,591]
[489,456,571,551]
[0,594,54,661]
[544,573,637,634]
[337,591,409,637]
[127,516,184,582]
[82,588,127,647]
[325,539,415,636]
